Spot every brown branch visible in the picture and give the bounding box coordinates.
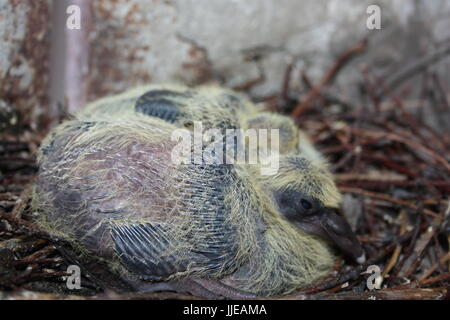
[350,128,450,174]
[338,187,441,219]
[376,43,450,99]
[418,252,450,281]
[291,38,367,119]
[11,183,33,219]
[419,272,450,287]
[303,288,447,300]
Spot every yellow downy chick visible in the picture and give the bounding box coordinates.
[32,84,364,297]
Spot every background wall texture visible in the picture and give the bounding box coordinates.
[0,0,51,130]
[1,0,450,130]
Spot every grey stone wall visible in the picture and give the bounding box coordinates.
[86,0,450,101]
[2,0,449,129]
[0,0,52,130]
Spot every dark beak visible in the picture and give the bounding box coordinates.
[295,208,365,263]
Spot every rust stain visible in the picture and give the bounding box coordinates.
[88,0,158,101]
[0,0,51,132]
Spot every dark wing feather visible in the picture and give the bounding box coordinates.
[111,223,182,281]
[134,89,191,123]
[110,163,239,280]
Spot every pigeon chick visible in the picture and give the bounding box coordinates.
[32,84,364,297]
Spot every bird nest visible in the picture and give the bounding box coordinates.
[0,40,449,300]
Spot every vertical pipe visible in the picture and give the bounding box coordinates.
[48,0,66,127]
[65,0,91,114]
[49,0,92,128]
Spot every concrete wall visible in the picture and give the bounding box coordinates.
[86,0,450,101]
[0,0,52,130]
[1,0,450,130]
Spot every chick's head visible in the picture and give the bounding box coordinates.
[251,153,364,263]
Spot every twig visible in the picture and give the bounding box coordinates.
[338,187,441,219]
[350,128,450,174]
[376,43,450,99]
[382,211,408,280]
[419,272,450,287]
[291,38,367,119]
[303,288,448,300]
[398,216,441,279]
[11,184,33,219]
[418,252,450,281]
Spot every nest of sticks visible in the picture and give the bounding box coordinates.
[0,39,449,300]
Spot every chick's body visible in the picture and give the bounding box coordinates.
[32,85,361,297]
